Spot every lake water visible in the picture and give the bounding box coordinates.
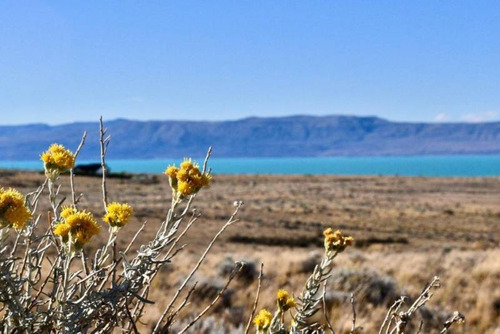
[1,156,499,177]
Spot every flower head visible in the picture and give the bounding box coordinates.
[277,289,296,311]
[103,202,134,229]
[286,298,297,311]
[176,169,189,182]
[253,309,272,331]
[177,181,194,197]
[53,222,70,238]
[165,166,178,178]
[0,188,32,230]
[180,158,196,171]
[54,208,100,252]
[164,158,211,199]
[60,206,77,219]
[323,228,354,253]
[41,144,75,179]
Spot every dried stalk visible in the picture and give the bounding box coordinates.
[153,201,243,333]
[439,311,465,333]
[177,262,244,334]
[322,281,335,334]
[245,263,264,334]
[70,131,87,206]
[99,116,110,211]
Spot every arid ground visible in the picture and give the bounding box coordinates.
[2,169,499,333]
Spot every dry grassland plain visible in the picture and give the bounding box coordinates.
[2,169,499,333]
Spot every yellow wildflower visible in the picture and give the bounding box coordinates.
[54,209,100,251]
[177,181,195,196]
[277,289,296,311]
[176,169,189,182]
[53,223,71,239]
[188,167,201,177]
[165,166,178,178]
[60,206,77,220]
[74,230,91,245]
[103,202,134,228]
[285,297,297,310]
[253,309,272,331]
[277,289,290,305]
[0,188,32,230]
[199,174,212,187]
[180,158,196,171]
[41,143,75,178]
[344,236,354,246]
[164,158,211,199]
[323,228,354,253]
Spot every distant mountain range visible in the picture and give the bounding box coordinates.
[1,115,500,160]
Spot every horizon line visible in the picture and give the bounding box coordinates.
[2,113,500,127]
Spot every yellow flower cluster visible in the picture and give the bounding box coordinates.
[277,289,296,311]
[41,143,75,178]
[165,158,211,198]
[323,228,354,253]
[103,202,134,228]
[53,207,100,250]
[0,188,32,230]
[253,309,272,331]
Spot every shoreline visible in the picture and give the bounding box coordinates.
[2,168,500,179]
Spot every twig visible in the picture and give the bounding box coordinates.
[350,293,356,333]
[379,297,406,334]
[244,263,264,334]
[152,201,243,333]
[70,131,87,206]
[99,117,115,282]
[99,116,110,210]
[30,178,48,210]
[124,299,140,334]
[177,262,244,334]
[322,281,335,334]
[123,221,148,255]
[202,146,212,173]
[389,276,441,334]
[127,214,198,330]
[27,259,58,310]
[439,311,465,333]
[349,293,361,333]
[162,282,198,332]
[112,236,117,283]
[415,321,423,334]
[126,208,199,330]
[163,211,199,260]
[80,249,89,278]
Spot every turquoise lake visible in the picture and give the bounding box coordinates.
[1,156,499,177]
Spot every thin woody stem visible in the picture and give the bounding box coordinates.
[70,131,87,206]
[99,116,110,211]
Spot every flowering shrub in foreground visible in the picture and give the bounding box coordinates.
[0,119,464,333]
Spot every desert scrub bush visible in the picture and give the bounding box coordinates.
[0,118,465,333]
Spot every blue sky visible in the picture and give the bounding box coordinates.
[1,1,500,124]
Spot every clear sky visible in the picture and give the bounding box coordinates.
[1,1,500,125]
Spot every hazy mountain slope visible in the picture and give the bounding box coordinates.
[1,115,500,160]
